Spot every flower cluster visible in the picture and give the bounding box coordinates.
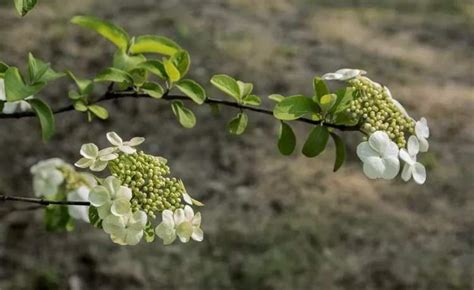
[324,69,430,184]
[30,158,95,223]
[75,132,204,246]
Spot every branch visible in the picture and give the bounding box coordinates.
[0,194,90,206]
[0,91,360,131]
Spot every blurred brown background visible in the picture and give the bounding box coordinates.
[0,0,473,289]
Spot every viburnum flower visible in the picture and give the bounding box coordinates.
[30,158,67,196]
[106,132,145,154]
[67,186,91,223]
[356,131,400,180]
[155,205,203,245]
[322,68,366,81]
[399,136,427,184]
[88,176,132,218]
[74,143,118,172]
[0,78,32,114]
[415,118,430,152]
[102,210,147,246]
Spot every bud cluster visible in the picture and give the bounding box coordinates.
[346,77,415,148]
[108,151,185,218]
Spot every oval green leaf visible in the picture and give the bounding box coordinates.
[278,121,296,155]
[94,67,133,84]
[273,95,318,121]
[5,67,44,101]
[129,35,181,56]
[330,132,346,172]
[302,125,329,158]
[28,98,55,141]
[210,74,240,102]
[176,79,206,105]
[228,112,248,135]
[141,82,164,99]
[171,100,196,128]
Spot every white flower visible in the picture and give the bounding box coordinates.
[106,132,145,154]
[179,179,204,206]
[155,205,203,245]
[88,176,132,218]
[102,210,147,246]
[30,158,67,197]
[383,86,411,119]
[0,78,32,114]
[399,136,427,184]
[74,143,118,172]
[357,131,400,180]
[415,117,429,152]
[67,186,91,223]
[322,68,366,81]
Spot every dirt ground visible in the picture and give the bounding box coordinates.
[0,0,473,289]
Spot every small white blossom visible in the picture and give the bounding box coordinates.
[399,136,427,184]
[103,210,147,246]
[74,143,118,172]
[30,158,67,197]
[322,68,366,81]
[106,132,145,154]
[357,131,400,180]
[67,186,91,223]
[155,205,203,245]
[415,117,430,152]
[0,78,32,114]
[88,176,132,218]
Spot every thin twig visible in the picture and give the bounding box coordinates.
[0,194,90,206]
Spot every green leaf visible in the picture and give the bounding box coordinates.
[163,59,181,83]
[4,67,44,101]
[176,79,206,104]
[94,67,133,84]
[141,82,164,99]
[71,15,129,51]
[171,100,196,128]
[237,81,253,98]
[332,87,354,114]
[268,94,285,103]
[88,104,109,120]
[313,77,329,103]
[302,125,329,158]
[278,121,296,155]
[210,74,240,102]
[334,110,359,126]
[273,95,318,121]
[228,112,248,135]
[0,62,9,78]
[136,60,167,79]
[129,35,181,56]
[144,221,155,243]
[171,50,191,78]
[0,101,5,112]
[45,205,74,232]
[73,100,88,112]
[242,94,261,106]
[66,71,94,95]
[320,93,337,113]
[28,98,55,141]
[112,50,146,72]
[14,0,37,16]
[330,132,346,172]
[88,206,102,228]
[27,53,64,84]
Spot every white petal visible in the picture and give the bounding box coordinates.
[401,164,412,181]
[362,157,385,179]
[74,158,93,168]
[116,186,132,201]
[192,212,201,227]
[90,160,108,172]
[415,118,429,138]
[89,186,110,207]
[383,141,399,159]
[119,145,136,154]
[99,153,118,162]
[124,229,143,246]
[381,157,400,180]
[162,210,174,225]
[407,136,420,156]
[110,234,127,246]
[124,137,145,147]
[155,223,176,245]
[321,73,343,80]
[176,221,193,243]
[106,132,123,146]
[368,131,390,153]
[174,208,186,225]
[2,102,19,114]
[335,68,364,80]
[191,227,204,242]
[103,215,125,235]
[104,176,121,196]
[97,203,112,219]
[111,199,131,216]
[418,137,429,152]
[412,163,426,184]
[130,210,147,229]
[356,142,379,162]
[399,149,415,165]
[19,101,31,112]
[80,143,99,159]
[68,205,89,223]
[0,79,5,101]
[184,205,194,220]
[182,192,193,205]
